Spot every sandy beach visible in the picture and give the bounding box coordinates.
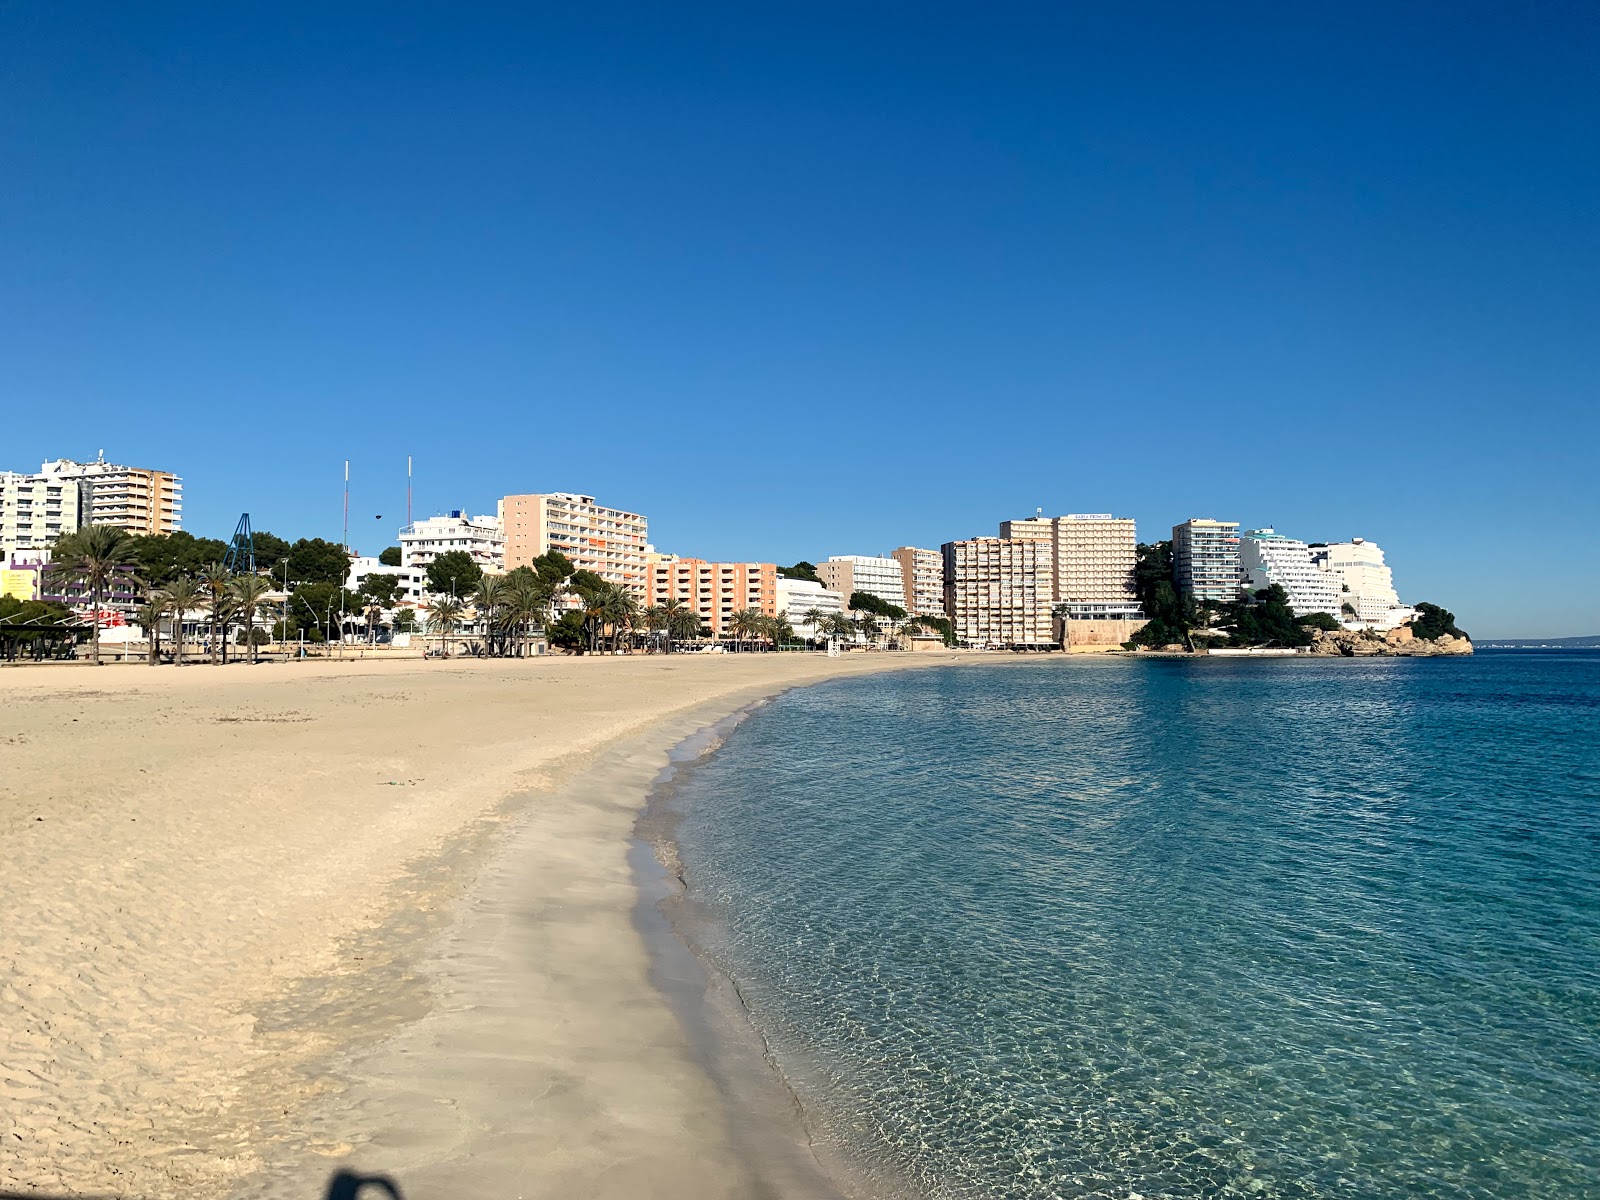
[1,651,957,1200]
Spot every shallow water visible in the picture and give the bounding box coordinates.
[670,652,1600,1199]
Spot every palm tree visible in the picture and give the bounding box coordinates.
[803,606,827,648]
[598,583,639,652]
[134,595,168,666]
[728,607,765,651]
[502,574,548,657]
[47,524,139,665]
[766,613,795,651]
[200,563,232,664]
[667,605,702,649]
[161,575,205,666]
[475,576,507,656]
[427,595,465,657]
[823,612,856,648]
[228,574,273,664]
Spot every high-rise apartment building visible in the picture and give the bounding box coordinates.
[890,546,944,616]
[499,492,649,598]
[999,514,1140,619]
[647,557,777,638]
[1172,518,1242,604]
[817,555,908,611]
[40,457,182,537]
[1311,539,1412,629]
[1,472,82,560]
[399,511,506,580]
[1237,529,1342,618]
[941,537,1055,650]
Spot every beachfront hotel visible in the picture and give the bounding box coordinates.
[941,536,1056,650]
[2,455,182,560]
[499,492,649,599]
[1237,528,1342,617]
[776,575,845,637]
[891,545,945,616]
[398,511,506,578]
[646,557,778,638]
[1172,518,1242,603]
[1311,538,1415,630]
[998,514,1141,618]
[816,555,909,611]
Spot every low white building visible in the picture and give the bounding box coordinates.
[776,576,845,637]
[346,556,429,606]
[398,511,505,579]
[1311,539,1415,630]
[1238,529,1342,618]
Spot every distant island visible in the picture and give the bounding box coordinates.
[1476,635,1600,649]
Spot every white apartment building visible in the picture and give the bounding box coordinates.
[1238,528,1342,618]
[776,576,845,637]
[500,492,649,599]
[816,555,908,611]
[399,511,506,582]
[941,537,1055,650]
[39,456,182,537]
[346,556,429,606]
[1311,539,1413,630]
[1173,518,1242,604]
[1,472,82,560]
[890,546,944,616]
[1000,513,1140,619]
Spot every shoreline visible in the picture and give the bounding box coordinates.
[0,651,983,1199]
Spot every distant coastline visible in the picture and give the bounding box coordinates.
[1476,635,1600,649]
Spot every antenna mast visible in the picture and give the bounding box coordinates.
[342,460,350,551]
[406,456,413,528]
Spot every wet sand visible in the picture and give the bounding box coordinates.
[0,652,959,1199]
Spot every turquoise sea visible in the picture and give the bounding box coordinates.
[668,652,1600,1199]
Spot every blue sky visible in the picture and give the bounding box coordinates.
[4,3,1596,637]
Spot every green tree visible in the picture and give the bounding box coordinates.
[426,595,466,656]
[728,607,765,650]
[128,531,230,587]
[849,591,906,620]
[547,610,586,650]
[779,561,822,583]
[160,575,205,666]
[134,595,167,666]
[286,538,351,587]
[359,574,405,608]
[765,612,796,649]
[378,546,403,567]
[475,575,507,654]
[1411,602,1467,641]
[597,583,639,652]
[200,563,233,664]
[426,550,483,598]
[1126,541,1198,650]
[48,525,140,665]
[228,573,274,663]
[251,531,293,571]
[391,608,417,633]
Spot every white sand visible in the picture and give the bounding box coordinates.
[0,652,956,1199]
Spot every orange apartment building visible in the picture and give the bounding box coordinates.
[498,492,649,598]
[646,557,778,639]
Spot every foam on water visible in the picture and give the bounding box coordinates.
[668,653,1600,1199]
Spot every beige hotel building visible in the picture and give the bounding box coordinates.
[499,492,649,599]
[891,546,944,616]
[941,536,1055,650]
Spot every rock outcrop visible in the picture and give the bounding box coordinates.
[1306,626,1473,657]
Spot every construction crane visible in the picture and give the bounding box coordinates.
[224,513,257,574]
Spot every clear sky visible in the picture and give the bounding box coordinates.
[4,4,1596,638]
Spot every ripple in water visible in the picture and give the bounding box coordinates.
[670,653,1600,1199]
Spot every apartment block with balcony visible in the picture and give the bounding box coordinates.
[776,576,845,636]
[1,472,82,560]
[399,511,506,581]
[891,546,944,616]
[1238,528,1343,618]
[647,557,777,639]
[1310,538,1414,630]
[500,492,649,599]
[941,536,1056,650]
[1172,518,1242,604]
[1000,514,1141,620]
[40,457,182,537]
[817,555,908,611]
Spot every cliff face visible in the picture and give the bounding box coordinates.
[1306,626,1473,657]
